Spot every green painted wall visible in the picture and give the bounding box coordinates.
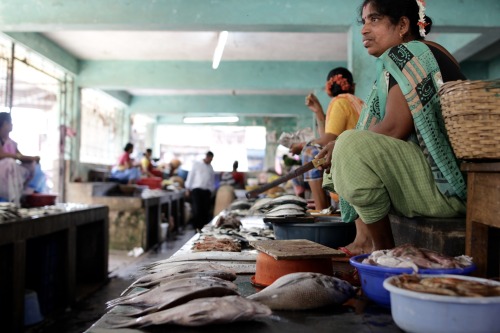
[461,61,490,80]
[489,57,500,79]
[2,0,500,146]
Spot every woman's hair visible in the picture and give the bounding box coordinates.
[124,142,134,152]
[359,0,433,40]
[326,67,355,96]
[0,112,12,129]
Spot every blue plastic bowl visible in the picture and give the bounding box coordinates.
[349,254,476,307]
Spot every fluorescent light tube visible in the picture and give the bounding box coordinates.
[212,31,228,69]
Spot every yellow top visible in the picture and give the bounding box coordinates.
[141,157,151,172]
[324,94,363,136]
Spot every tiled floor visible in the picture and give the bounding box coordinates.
[28,227,197,333]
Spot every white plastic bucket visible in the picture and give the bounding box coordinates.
[24,289,44,326]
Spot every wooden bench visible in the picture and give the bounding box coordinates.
[461,162,500,278]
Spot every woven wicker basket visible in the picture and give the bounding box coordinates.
[439,79,500,160]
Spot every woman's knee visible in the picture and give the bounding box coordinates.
[334,130,371,159]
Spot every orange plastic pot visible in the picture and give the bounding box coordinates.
[252,252,333,287]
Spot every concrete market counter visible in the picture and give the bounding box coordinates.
[86,216,401,333]
[0,205,109,332]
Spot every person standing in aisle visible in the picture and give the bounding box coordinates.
[185,151,215,231]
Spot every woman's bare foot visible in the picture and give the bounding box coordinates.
[340,219,374,256]
[341,240,373,256]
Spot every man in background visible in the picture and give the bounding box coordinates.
[185,151,215,231]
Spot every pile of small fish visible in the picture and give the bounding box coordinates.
[248,194,309,217]
[1,203,80,222]
[197,225,274,251]
[218,199,254,216]
[391,274,500,297]
[214,213,243,229]
[192,235,242,252]
[248,272,355,310]
[105,260,271,328]
[0,203,22,222]
[362,243,474,271]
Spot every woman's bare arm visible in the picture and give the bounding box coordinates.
[369,84,414,139]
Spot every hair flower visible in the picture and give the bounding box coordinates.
[416,0,429,37]
[327,74,351,93]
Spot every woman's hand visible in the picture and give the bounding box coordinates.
[289,142,304,155]
[315,141,335,173]
[18,154,40,163]
[305,93,323,114]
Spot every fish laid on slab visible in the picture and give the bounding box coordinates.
[109,276,238,308]
[247,272,355,310]
[248,197,275,214]
[145,260,256,275]
[265,203,307,212]
[146,251,258,267]
[267,194,307,207]
[109,282,239,317]
[264,208,307,217]
[106,295,272,328]
[121,270,237,296]
[139,261,235,274]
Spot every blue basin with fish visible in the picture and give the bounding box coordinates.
[349,254,476,307]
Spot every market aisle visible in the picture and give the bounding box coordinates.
[30,227,197,333]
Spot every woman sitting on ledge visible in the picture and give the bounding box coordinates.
[0,112,45,205]
[317,0,467,256]
[111,142,142,184]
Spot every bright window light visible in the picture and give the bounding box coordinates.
[212,31,228,69]
[183,116,239,124]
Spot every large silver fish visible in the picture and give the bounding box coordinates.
[264,208,307,217]
[247,272,355,310]
[267,194,307,207]
[144,251,257,268]
[106,295,272,328]
[108,276,238,308]
[121,270,237,296]
[145,260,255,275]
[265,203,307,213]
[109,280,239,316]
[248,197,275,214]
[137,261,235,278]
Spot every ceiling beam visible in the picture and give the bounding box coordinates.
[0,1,498,32]
[78,60,345,91]
[452,31,500,63]
[130,94,313,117]
[3,32,79,74]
